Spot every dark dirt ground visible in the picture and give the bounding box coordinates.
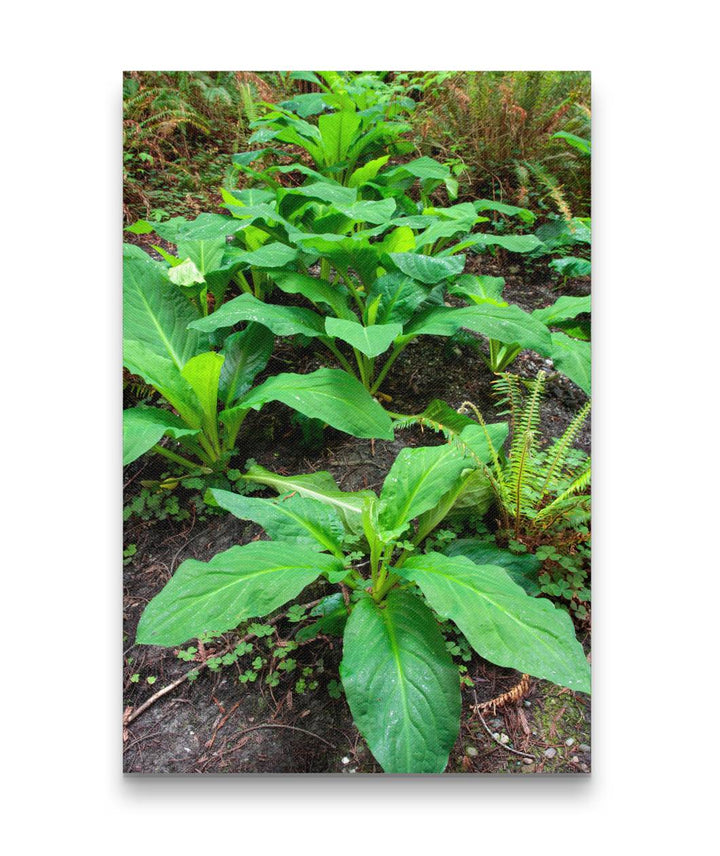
[122,246,591,775]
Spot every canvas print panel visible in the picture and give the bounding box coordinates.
[123,70,591,774]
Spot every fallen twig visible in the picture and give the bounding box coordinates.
[229,722,335,750]
[472,690,536,760]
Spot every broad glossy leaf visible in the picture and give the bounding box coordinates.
[366,273,429,326]
[550,332,591,394]
[347,154,390,188]
[123,255,204,368]
[325,317,402,358]
[224,242,298,269]
[123,406,200,466]
[123,340,202,428]
[549,256,591,278]
[189,293,326,338]
[234,368,394,440]
[398,552,590,692]
[180,352,224,426]
[241,464,375,535]
[271,271,353,320]
[318,111,362,165]
[208,489,345,559]
[532,295,591,328]
[296,593,348,641]
[218,323,274,406]
[283,181,357,207]
[402,304,552,353]
[449,274,506,304]
[381,226,416,255]
[378,443,474,535]
[458,422,509,464]
[388,252,466,285]
[340,590,461,773]
[454,233,544,254]
[552,131,591,155]
[167,258,204,287]
[444,538,542,596]
[136,541,343,647]
[474,199,536,223]
[175,237,225,276]
[335,198,396,225]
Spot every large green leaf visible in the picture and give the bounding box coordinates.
[189,293,326,338]
[454,233,544,254]
[207,489,345,559]
[378,443,474,536]
[180,352,224,427]
[388,252,466,284]
[123,340,202,428]
[218,323,274,407]
[474,199,536,223]
[241,464,375,535]
[271,271,353,320]
[325,318,402,358]
[402,304,552,352]
[233,368,394,440]
[444,539,542,596]
[398,552,590,693]
[550,332,591,394]
[136,541,344,647]
[223,242,298,269]
[366,273,430,326]
[123,254,204,368]
[335,198,397,225]
[122,406,200,466]
[318,111,362,165]
[340,590,461,773]
[458,422,509,464]
[449,274,506,304]
[347,154,390,188]
[532,295,591,328]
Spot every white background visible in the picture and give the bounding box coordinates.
[2,2,716,851]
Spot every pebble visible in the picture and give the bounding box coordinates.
[341,756,350,765]
[579,743,591,753]
[522,756,534,765]
[571,756,579,763]
[565,737,575,747]
[499,733,510,745]
[544,748,557,759]
[523,701,532,708]
[466,746,479,757]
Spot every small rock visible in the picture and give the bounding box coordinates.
[571,756,579,763]
[544,748,557,759]
[521,756,534,765]
[499,733,510,745]
[565,737,575,747]
[466,746,479,757]
[523,700,532,708]
[492,732,500,740]
[579,743,591,753]
[341,756,350,765]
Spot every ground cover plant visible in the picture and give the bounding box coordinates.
[123,69,591,775]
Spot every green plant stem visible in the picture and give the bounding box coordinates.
[321,338,359,379]
[338,270,366,314]
[370,341,410,394]
[373,571,400,602]
[151,444,204,471]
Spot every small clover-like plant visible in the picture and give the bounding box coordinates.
[136,422,590,773]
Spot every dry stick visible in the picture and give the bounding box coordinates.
[230,722,335,750]
[472,690,536,760]
[124,597,323,726]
